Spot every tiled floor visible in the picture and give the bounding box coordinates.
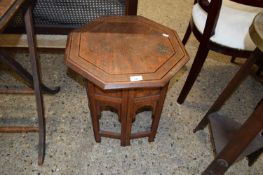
[1,0,263,174]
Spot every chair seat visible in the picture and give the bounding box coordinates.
[192,1,262,51]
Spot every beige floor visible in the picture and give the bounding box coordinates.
[1,0,263,174]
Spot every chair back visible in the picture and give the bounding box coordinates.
[196,0,222,41]
[7,0,138,34]
[197,0,263,41]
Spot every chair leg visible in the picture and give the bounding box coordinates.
[24,5,45,165]
[177,44,209,104]
[202,99,263,175]
[182,23,192,45]
[193,49,261,132]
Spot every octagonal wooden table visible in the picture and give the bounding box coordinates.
[65,16,189,146]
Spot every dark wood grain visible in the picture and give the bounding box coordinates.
[65,16,189,90]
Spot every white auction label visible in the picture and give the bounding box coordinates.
[162,33,169,37]
[130,75,143,82]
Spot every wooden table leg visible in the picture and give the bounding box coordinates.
[24,5,45,165]
[194,49,262,133]
[202,99,263,175]
[86,81,101,143]
[123,90,132,146]
[149,84,168,142]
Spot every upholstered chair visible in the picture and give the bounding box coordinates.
[177,0,263,104]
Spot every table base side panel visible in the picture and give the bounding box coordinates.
[86,81,169,146]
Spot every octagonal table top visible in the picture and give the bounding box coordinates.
[65,16,189,90]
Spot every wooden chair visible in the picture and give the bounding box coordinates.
[195,11,263,174]
[177,0,263,104]
[0,0,54,165]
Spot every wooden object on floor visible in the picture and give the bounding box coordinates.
[0,0,58,165]
[208,113,263,160]
[65,16,189,146]
[177,0,263,104]
[86,82,168,146]
[201,100,263,175]
[194,11,263,175]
